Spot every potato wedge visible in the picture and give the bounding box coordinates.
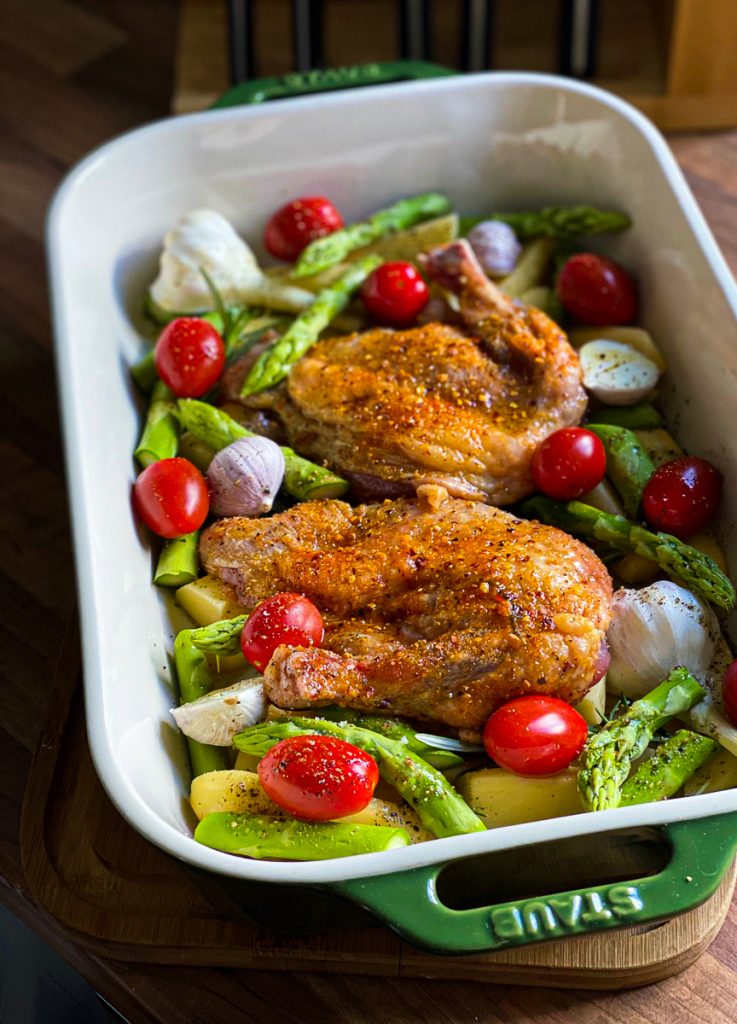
[499,237,555,297]
[684,746,737,795]
[190,769,280,820]
[177,574,244,627]
[634,427,682,468]
[338,798,432,843]
[456,768,582,828]
[574,677,607,727]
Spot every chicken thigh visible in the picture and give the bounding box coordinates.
[236,239,587,504]
[200,486,612,730]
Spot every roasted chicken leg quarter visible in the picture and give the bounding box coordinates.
[232,239,587,504]
[200,487,612,730]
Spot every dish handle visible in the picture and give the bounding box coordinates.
[210,60,454,108]
[332,813,737,954]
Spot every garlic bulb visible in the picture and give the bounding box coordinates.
[467,220,522,277]
[149,208,313,314]
[207,436,285,517]
[607,580,720,699]
[171,679,265,745]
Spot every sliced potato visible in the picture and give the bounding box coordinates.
[683,746,737,795]
[634,427,682,468]
[569,326,667,372]
[338,798,432,843]
[190,769,280,820]
[580,479,625,517]
[456,767,582,828]
[579,340,660,406]
[519,285,557,316]
[611,552,661,586]
[177,574,244,627]
[499,237,555,297]
[575,678,607,727]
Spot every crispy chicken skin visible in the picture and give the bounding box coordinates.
[235,239,587,505]
[200,487,612,729]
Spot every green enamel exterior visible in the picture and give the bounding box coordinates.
[210,64,737,955]
[333,814,737,953]
[210,61,455,108]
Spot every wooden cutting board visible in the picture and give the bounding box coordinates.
[20,628,737,990]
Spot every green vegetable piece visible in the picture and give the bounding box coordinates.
[174,630,229,778]
[195,812,409,860]
[190,614,248,657]
[465,206,631,241]
[233,718,485,838]
[619,729,717,807]
[293,192,452,278]
[240,256,382,395]
[131,349,158,392]
[586,403,664,430]
[519,496,736,612]
[177,399,348,501]
[314,707,464,769]
[134,380,181,468]
[587,423,655,519]
[154,531,200,588]
[578,668,706,811]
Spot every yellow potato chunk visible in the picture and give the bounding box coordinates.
[337,798,432,843]
[456,768,583,828]
[190,769,280,821]
[177,574,244,627]
[684,747,737,796]
[687,532,729,574]
[574,677,607,727]
[634,428,682,468]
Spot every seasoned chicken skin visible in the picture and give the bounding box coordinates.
[238,239,587,504]
[200,488,612,729]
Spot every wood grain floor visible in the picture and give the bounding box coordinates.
[4,1,737,1021]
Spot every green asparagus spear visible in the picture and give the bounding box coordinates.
[519,496,736,612]
[154,531,200,588]
[462,206,631,241]
[578,668,706,811]
[586,403,664,430]
[178,399,348,501]
[314,707,464,769]
[195,812,409,859]
[131,349,158,392]
[134,380,181,468]
[190,614,248,657]
[587,424,655,519]
[619,729,717,807]
[240,256,382,395]
[293,193,452,278]
[233,718,486,838]
[173,630,229,778]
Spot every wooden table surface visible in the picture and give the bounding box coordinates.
[4,1,737,1021]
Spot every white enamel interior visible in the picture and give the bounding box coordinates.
[47,72,737,885]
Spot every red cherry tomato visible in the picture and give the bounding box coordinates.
[723,660,737,728]
[483,695,589,777]
[264,196,344,262]
[360,261,430,327]
[557,253,637,325]
[258,735,379,820]
[532,427,606,500]
[641,456,722,539]
[133,457,209,539]
[154,317,225,398]
[241,592,324,672]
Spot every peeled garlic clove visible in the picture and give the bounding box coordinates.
[579,339,660,405]
[171,679,266,745]
[207,436,285,517]
[607,580,720,699]
[467,220,522,277]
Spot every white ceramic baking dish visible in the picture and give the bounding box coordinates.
[47,69,737,954]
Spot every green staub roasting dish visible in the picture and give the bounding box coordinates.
[48,63,737,954]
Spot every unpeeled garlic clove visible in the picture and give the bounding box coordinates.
[207,436,285,517]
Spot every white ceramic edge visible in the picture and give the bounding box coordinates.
[47,70,737,887]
